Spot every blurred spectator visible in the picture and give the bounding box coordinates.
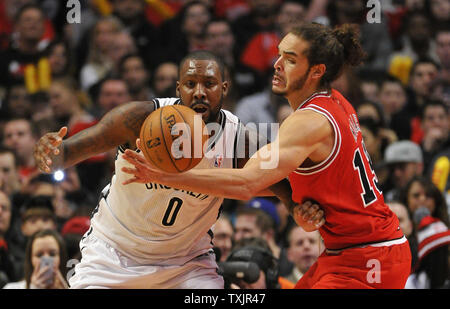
[0,190,19,287]
[418,100,449,172]
[1,82,32,120]
[109,31,138,75]
[237,201,294,276]
[6,194,59,279]
[79,16,123,91]
[223,237,286,289]
[22,174,75,228]
[0,4,49,88]
[91,78,131,118]
[357,109,397,189]
[283,226,323,285]
[231,0,279,58]
[359,73,381,104]
[0,146,21,197]
[378,74,411,140]
[435,27,450,83]
[235,86,288,141]
[118,54,153,101]
[234,206,279,258]
[383,140,424,201]
[3,229,68,289]
[391,10,440,65]
[27,92,54,124]
[61,216,90,261]
[20,195,57,239]
[49,78,96,133]
[2,118,39,183]
[356,100,386,127]
[0,0,33,49]
[159,1,212,65]
[357,100,398,147]
[388,200,417,268]
[428,0,450,31]
[151,61,178,97]
[429,77,450,108]
[205,18,264,99]
[388,201,414,239]
[212,215,234,262]
[240,0,306,78]
[359,117,389,178]
[400,175,449,227]
[44,39,74,79]
[405,211,450,289]
[213,0,250,21]
[330,67,364,108]
[110,0,160,72]
[327,0,393,71]
[407,58,440,122]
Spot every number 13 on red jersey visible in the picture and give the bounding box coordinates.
[353,140,383,207]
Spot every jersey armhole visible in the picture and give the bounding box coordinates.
[294,104,342,175]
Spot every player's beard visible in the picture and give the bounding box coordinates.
[192,97,221,124]
[207,93,224,124]
[273,66,311,96]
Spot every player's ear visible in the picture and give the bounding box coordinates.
[311,64,326,80]
[222,81,229,98]
[176,81,180,97]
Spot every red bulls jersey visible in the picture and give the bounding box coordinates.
[289,90,403,250]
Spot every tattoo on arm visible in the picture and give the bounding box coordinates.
[62,101,155,167]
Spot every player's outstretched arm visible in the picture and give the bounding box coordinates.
[122,110,332,199]
[34,101,156,173]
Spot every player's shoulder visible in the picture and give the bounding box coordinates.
[221,109,241,126]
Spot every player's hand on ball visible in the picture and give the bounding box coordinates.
[292,200,325,231]
[33,126,67,173]
[122,139,163,184]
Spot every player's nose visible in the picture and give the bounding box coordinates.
[193,84,206,100]
[273,56,283,72]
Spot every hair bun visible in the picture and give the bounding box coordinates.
[332,24,366,67]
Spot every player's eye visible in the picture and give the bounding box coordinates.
[186,81,195,88]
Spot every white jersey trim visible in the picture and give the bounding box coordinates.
[293,104,342,175]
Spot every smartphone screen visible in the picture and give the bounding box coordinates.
[39,256,55,285]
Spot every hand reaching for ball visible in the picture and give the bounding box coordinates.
[121,139,166,185]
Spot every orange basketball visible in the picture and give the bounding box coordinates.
[139,105,208,173]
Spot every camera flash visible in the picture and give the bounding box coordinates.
[54,170,64,181]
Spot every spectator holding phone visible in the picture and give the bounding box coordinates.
[3,229,68,289]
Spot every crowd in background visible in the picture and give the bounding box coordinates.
[0,0,449,289]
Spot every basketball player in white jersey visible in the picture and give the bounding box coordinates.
[34,51,324,288]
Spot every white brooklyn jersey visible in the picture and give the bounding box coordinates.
[88,98,243,265]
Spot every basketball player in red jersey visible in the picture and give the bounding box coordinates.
[122,23,412,288]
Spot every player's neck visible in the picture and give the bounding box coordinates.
[288,85,329,111]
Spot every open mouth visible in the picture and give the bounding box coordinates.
[193,106,208,113]
[192,104,209,114]
[272,75,284,86]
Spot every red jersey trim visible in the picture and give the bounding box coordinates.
[418,235,450,259]
[293,104,342,175]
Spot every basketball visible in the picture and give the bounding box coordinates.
[139,105,208,173]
